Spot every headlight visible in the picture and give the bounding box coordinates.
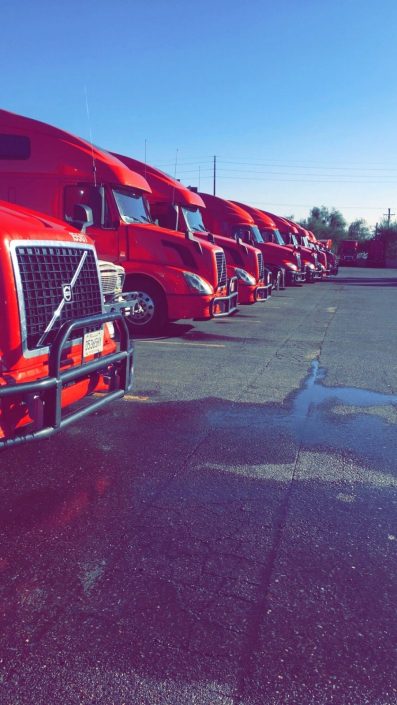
[234,268,256,285]
[116,271,125,294]
[284,262,298,271]
[306,263,315,270]
[183,272,214,295]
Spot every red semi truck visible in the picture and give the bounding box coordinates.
[305,229,338,275]
[198,194,305,287]
[200,193,304,288]
[338,240,359,265]
[260,211,324,281]
[231,202,318,285]
[0,110,237,334]
[0,201,133,448]
[111,153,270,304]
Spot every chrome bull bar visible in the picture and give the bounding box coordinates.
[211,276,238,317]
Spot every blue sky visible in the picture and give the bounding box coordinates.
[2,0,397,226]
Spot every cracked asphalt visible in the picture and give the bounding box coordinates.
[0,267,396,705]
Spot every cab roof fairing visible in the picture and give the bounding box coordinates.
[262,210,298,234]
[231,202,277,229]
[0,109,151,194]
[198,192,256,226]
[112,152,204,209]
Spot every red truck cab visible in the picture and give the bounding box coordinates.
[0,201,132,448]
[289,222,329,276]
[111,154,270,304]
[261,212,323,282]
[0,110,236,334]
[305,230,338,275]
[231,202,310,287]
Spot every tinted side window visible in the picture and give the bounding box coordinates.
[0,134,31,159]
[64,185,112,228]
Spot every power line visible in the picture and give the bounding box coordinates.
[218,175,397,184]
[220,159,397,172]
[250,201,392,211]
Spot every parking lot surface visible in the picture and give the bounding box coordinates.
[0,268,396,705]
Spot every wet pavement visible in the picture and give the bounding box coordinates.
[0,268,396,704]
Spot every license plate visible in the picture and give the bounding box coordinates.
[83,328,104,357]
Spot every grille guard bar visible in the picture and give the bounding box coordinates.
[255,281,273,302]
[211,276,238,318]
[0,311,133,449]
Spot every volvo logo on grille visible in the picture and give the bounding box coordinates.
[62,284,73,303]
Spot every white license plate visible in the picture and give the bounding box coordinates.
[83,328,104,357]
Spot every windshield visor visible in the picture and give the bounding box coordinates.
[182,207,207,233]
[113,187,152,224]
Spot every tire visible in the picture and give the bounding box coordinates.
[123,278,167,335]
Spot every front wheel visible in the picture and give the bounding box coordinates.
[123,279,167,335]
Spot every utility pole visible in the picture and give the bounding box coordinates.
[213,155,216,196]
[383,208,395,227]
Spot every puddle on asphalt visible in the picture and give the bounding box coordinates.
[295,360,397,416]
[207,361,397,470]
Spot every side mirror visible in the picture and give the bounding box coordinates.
[72,204,93,233]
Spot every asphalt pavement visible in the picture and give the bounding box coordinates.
[0,268,396,705]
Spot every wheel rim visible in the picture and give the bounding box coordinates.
[129,290,155,326]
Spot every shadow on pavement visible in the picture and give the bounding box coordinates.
[0,372,396,705]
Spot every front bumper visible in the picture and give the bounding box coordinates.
[306,265,323,282]
[286,269,306,285]
[211,276,238,317]
[255,278,273,301]
[0,312,133,449]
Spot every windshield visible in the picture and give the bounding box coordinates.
[113,187,152,224]
[278,231,290,245]
[182,207,207,232]
[233,225,264,244]
[290,233,299,246]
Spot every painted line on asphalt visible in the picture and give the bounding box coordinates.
[138,340,225,348]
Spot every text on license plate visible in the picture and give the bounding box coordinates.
[83,329,104,357]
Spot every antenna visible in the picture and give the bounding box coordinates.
[144,138,147,180]
[172,148,179,207]
[84,85,97,187]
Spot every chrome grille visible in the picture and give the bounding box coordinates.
[215,251,227,288]
[15,245,103,349]
[99,262,120,295]
[257,252,264,281]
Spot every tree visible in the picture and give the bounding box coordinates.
[347,219,371,240]
[300,206,347,244]
[375,218,397,262]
